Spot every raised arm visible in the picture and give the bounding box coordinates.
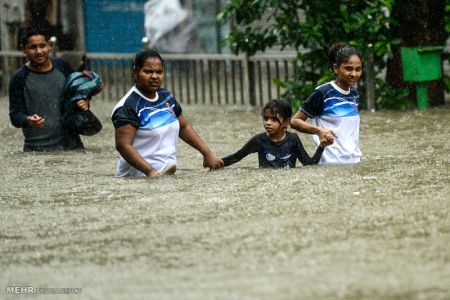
[178,114,223,170]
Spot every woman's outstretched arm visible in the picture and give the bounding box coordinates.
[178,114,224,170]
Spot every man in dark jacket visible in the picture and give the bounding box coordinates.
[9,26,88,151]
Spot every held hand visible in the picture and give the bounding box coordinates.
[76,99,90,111]
[318,128,336,146]
[319,141,328,148]
[27,114,45,128]
[203,153,224,170]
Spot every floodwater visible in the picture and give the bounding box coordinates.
[1,97,449,300]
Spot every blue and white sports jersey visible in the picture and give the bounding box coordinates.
[111,86,182,177]
[300,81,361,164]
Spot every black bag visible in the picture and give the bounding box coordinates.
[62,110,102,136]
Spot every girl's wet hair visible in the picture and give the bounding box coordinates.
[131,49,164,73]
[262,99,292,123]
[327,42,362,71]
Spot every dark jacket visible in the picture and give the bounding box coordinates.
[63,70,103,105]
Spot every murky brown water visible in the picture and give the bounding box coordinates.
[1,97,449,300]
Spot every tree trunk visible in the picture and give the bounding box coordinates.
[386,0,447,107]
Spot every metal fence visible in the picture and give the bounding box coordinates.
[0,51,297,106]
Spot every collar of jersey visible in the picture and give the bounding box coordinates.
[133,86,159,102]
[330,81,350,95]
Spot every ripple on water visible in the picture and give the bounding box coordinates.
[1,100,450,299]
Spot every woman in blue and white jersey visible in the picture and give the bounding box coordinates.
[291,42,363,164]
[111,49,223,177]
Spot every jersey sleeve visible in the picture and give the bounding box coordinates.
[8,68,29,128]
[111,105,140,129]
[222,135,260,166]
[172,98,182,118]
[293,134,324,165]
[300,89,324,118]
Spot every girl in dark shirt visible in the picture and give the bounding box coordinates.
[222,100,325,168]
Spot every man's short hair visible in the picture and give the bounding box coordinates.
[20,26,50,46]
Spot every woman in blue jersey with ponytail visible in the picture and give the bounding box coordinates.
[290,42,363,164]
[111,49,223,177]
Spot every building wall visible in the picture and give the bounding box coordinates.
[192,0,229,53]
[83,0,228,54]
[84,0,147,53]
[0,0,229,54]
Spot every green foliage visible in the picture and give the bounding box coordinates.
[446,2,450,33]
[443,47,450,93]
[219,0,410,110]
[444,1,450,93]
[444,74,450,94]
[374,78,413,110]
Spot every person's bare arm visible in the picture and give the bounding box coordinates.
[290,110,336,146]
[178,114,224,170]
[115,124,160,177]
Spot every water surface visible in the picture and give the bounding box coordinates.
[1,98,449,300]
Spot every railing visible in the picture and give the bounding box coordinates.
[0,51,297,106]
[0,51,27,97]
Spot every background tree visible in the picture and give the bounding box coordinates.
[219,0,449,109]
[387,0,448,107]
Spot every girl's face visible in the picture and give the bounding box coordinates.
[134,57,164,98]
[333,54,362,90]
[262,110,289,140]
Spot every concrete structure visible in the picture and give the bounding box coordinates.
[0,0,228,53]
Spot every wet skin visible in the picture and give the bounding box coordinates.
[262,111,289,142]
[134,57,164,99]
[333,54,362,91]
[22,35,52,72]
